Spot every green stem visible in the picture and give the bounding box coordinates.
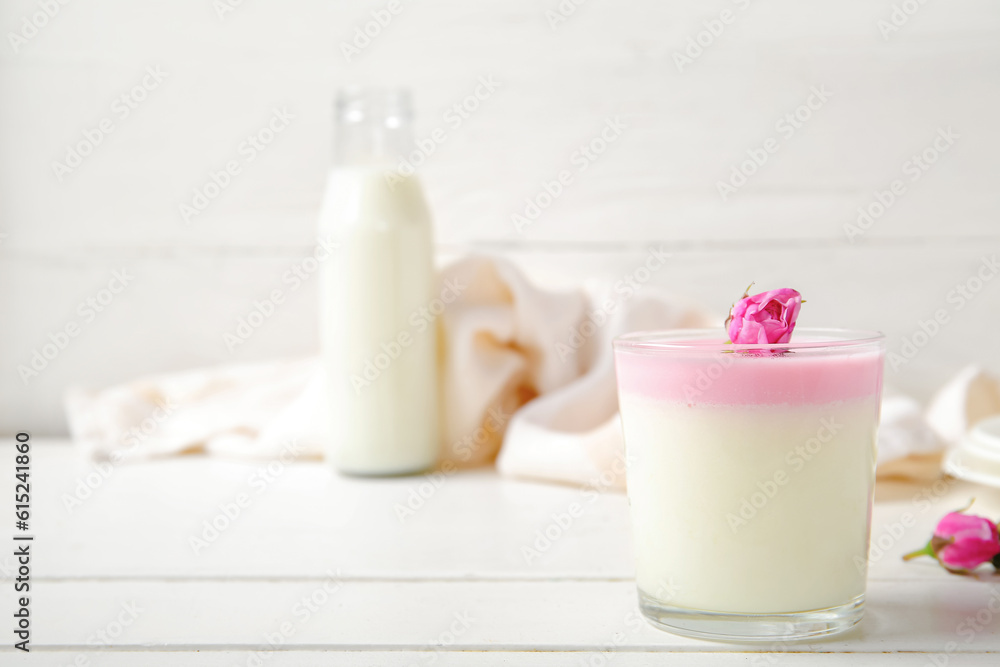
[902,542,936,562]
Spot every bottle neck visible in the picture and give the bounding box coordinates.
[333,88,413,168]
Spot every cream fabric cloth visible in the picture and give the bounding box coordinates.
[66,255,977,487]
[925,365,1000,445]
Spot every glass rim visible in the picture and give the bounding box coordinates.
[335,87,413,119]
[613,327,885,353]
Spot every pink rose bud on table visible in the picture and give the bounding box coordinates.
[903,504,1000,574]
[726,287,803,345]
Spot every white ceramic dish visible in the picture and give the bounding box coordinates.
[943,416,1000,488]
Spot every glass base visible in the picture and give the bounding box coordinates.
[638,590,864,642]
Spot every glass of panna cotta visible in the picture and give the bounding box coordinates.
[613,329,884,641]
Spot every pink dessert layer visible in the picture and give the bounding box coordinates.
[614,345,883,407]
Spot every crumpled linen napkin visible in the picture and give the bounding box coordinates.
[925,365,1000,445]
[66,255,969,487]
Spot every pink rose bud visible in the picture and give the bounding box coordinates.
[903,506,1000,574]
[726,287,802,345]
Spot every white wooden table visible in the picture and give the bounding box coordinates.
[3,440,1000,665]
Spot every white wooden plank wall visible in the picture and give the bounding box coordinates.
[1,0,999,434]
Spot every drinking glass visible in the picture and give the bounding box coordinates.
[613,329,884,640]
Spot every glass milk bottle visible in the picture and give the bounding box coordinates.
[318,88,441,475]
